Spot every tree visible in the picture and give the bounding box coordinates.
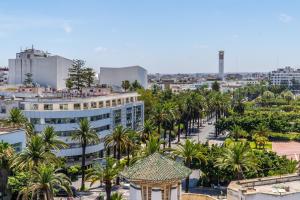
[121,80,130,92]
[23,73,33,86]
[41,126,68,152]
[283,91,294,104]
[230,125,247,141]
[11,135,58,171]
[0,142,14,198]
[24,123,35,139]
[172,139,207,192]
[8,108,27,127]
[71,119,99,191]
[111,192,124,200]
[18,164,72,200]
[86,157,122,200]
[130,80,143,91]
[212,81,220,92]
[65,78,74,91]
[216,142,257,180]
[104,125,129,185]
[66,59,86,92]
[83,67,95,87]
[140,119,155,143]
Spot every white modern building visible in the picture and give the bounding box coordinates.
[99,66,148,89]
[17,92,143,163]
[0,128,26,152]
[8,48,73,90]
[269,66,300,90]
[227,174,300,200]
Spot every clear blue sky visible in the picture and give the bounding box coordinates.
[0,0,299,73]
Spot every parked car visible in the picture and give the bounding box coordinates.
[208,121,212,125]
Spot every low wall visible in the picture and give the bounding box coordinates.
[181,193,217,200]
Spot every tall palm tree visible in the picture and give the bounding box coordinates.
[71,119,99,191]
[24,123,35,139]
[230,125,247,141]
[140,119,155,142]
[0,142,14,198]
[41,126,68,152]
[8,108,27,127]
[172,139,207,192]
[125,130,140,165]
[216,142,258,180]
[11,135,58,171]
[18,164,72,200]
[151,104,168,138]
[86,157,121,200]
[104,125,129,185]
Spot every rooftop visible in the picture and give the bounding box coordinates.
[120,152,192,184]
[228,173,300,196]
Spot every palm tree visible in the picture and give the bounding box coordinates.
[11,135,58,171]
[104,125,129,185]
[230,125,247,141]
[0,142,14,198]
[216,142,258,180]
[41,126,68,152]
[151,104,168,138]
[24,123,35,139]
[111,192,124,200]
[125,130,140,165]
[172,139,207,192]
[18,164,72,200]
[86,157,121,200]
[8,108,27,127]
[140,119,155,142]
[71,118,99,191]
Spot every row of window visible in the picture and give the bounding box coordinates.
[26,97,137,111]
[56,125,110,137]
[30,113,110,125]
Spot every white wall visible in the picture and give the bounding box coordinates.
[228,189,300,200]
[0,129,26,152]
[99,66,148,88]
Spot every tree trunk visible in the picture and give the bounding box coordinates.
[113,145,117,158]
[105,180,112,200]
[163,128,167,148]
[81,142,86,191]
[168,128,172,148]
[185,160,191,193]
[177,123,181,143]
[127,147,130,166]
[116,143,121,185]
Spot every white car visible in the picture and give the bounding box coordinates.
[208,121,212,125]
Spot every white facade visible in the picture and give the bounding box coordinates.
[0,129,26,152]
[99,66,148,89]
[15,93,144,161]
[269,66,300,89]
[8,48,73,90]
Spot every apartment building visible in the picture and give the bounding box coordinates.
[269,66,300,91]
[0,92,144,164]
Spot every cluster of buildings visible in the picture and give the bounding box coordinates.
[269,66,300,92]
[0,48,146,165]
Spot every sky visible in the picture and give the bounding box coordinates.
[0,0,300,74]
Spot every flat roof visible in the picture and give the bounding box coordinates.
[228,174,300,196]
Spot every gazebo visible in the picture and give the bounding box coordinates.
[120,152,192,200]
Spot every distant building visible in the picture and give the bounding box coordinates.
[269,66,300,91]
[99,66,147,89]
[228,173,300,200]
[0,128,25,152]
[219,50,225,81]
[0,68,9,85]
[8,48,73,90]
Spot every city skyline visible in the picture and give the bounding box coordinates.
[1,0,300,73]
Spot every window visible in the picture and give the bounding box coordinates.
[91,102,97,108]
[44,104,53,110]
[83,103,89,109]
[113,109,122,125]
[99,101,104,108]
[117,99,122,105]
[30,118,40,124]
[106,100,111,107]
[59,104,68,110]
[112,100,116,106]
[31,104,38,110]
[74,103,81,110]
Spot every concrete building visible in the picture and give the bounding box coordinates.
[0,92,144,164]
[227,174,300,200]
[218,51,224,81]
[269,66,300,91]
[0,128,26,152]
[8,48,73,90]
[0,68,9,85]
[99,66,148,89]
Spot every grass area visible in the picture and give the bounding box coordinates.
[225,138,272,150]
